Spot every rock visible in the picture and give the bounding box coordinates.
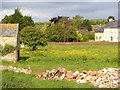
[73,71,79,78]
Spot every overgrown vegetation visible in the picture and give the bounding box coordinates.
[0,44,17,56]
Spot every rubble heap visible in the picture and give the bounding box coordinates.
[0,65,32,74]
[38,67,120,88]
[0,65,120,88]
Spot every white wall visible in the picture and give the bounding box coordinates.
[95,32,104,41]
[95,28,120,42]
[104,28,120,42]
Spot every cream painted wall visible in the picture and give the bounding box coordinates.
[95,28,120,42]
[95,32,104,41]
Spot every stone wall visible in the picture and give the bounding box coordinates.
[0,37,17,47]
[0,24,19,62]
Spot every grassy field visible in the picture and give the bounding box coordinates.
[2,45,118,88]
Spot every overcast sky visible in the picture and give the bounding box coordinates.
[0,0,119,22]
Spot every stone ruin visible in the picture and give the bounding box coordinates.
[0,24,20,62]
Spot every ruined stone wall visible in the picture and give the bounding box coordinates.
[0,36,17,47]
[0,36,18,62]
[0,24,19,62]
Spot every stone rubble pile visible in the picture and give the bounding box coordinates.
[38,67,120,88]
[0,65,32,74]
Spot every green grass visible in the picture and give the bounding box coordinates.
[1,45,118,88]
[2,70,96,88]
[2,45,118,71]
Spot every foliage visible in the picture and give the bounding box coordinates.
[107,16,115,22]
[0,44,3,55]
[46,17,78,42]
[20,26,47,51]
[1,8,34,30]
[82,31,95,42]
[90,19,107,25]
[76,33,83,42]
[19,16,34,30]
[0,44,16,56]
[46,16,96,42]
[81,19,92,31]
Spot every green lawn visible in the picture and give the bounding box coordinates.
[1,45,118,88]
[2,70,96,88]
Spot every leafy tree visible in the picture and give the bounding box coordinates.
[2,8,34,30]
[81,19,92,31]
[46,16,78,42]
[76,32,83,42]
[72,15,84,30]
[1,15,10,23]
[20,26,47,50]
[107,16,115,22]
[72,15,84,21]
[19,16,34,30]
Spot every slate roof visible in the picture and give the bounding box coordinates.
[0,24,19,36]
[79,29,89,34]
[93,26,104,32]
[93,20,120,32]
[104,20,120,28]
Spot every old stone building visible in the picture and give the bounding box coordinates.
[0,24,20,62]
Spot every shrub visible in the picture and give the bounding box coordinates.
[1,44,16,56]
[0,44,3,56]
[20,26,47,51]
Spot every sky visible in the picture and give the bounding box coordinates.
[0,0,119,22]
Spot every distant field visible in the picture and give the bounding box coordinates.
[2,44,118,88]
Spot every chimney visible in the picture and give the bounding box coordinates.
[109,18,114,22]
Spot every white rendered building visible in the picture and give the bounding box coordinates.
[94,20,120,42]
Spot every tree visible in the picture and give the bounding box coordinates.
[19,16,34,30]
[2,8,34,30]
[46,16,77,42]
[20,26,47,50]
[72,15,84,30]
[72,15,84,21]
[107,16,115,22]
[1,15,10,23]
[81,19,92,31]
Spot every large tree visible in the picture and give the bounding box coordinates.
[20,26,47,50]
[46,16,78,42]
[2,8,34,30]
[107,16,115,22]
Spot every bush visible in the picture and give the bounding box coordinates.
[20,26,47,51]
[1,44,16,56]
[0,44,3,55]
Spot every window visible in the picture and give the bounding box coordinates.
[110,36,113,41]
[96,36,98,40]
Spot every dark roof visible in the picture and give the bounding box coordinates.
[104,20,120,28]
[79,29,89,34]
[93,20,120,32]
[0,24,19,36]
[93,26,104,32]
